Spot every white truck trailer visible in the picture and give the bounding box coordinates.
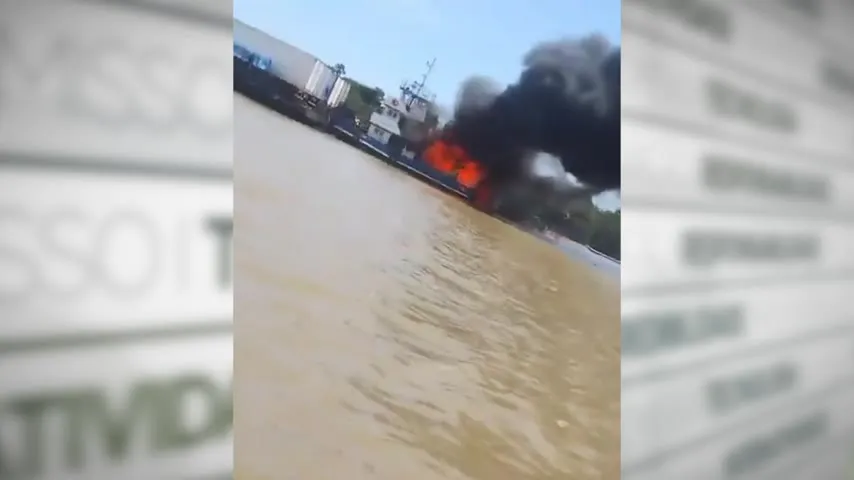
[233,19,340,108]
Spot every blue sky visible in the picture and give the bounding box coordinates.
[234,0,621,209]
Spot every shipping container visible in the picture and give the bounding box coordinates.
[326,77,352,108]
[304,61,337,104]
[233,19,336,102]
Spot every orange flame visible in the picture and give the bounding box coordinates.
[423,140,485,188]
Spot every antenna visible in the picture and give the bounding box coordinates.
[404,57,437,108]
[415,57,437,97]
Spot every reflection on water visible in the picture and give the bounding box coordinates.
[234,95,620,480]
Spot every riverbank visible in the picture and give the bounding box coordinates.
[525,230,620,280]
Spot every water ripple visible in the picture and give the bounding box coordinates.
[235,96,620,480]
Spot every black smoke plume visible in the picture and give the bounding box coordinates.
[440,34,620,199]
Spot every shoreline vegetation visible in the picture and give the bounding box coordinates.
[498,196,621,262]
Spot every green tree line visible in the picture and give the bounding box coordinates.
[586,208,620,260]
[343,81,385,123]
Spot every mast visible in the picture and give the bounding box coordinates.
[402,57,437,108]
[414,57,436,97]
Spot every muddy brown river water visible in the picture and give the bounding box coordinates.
[234,94,620,480]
